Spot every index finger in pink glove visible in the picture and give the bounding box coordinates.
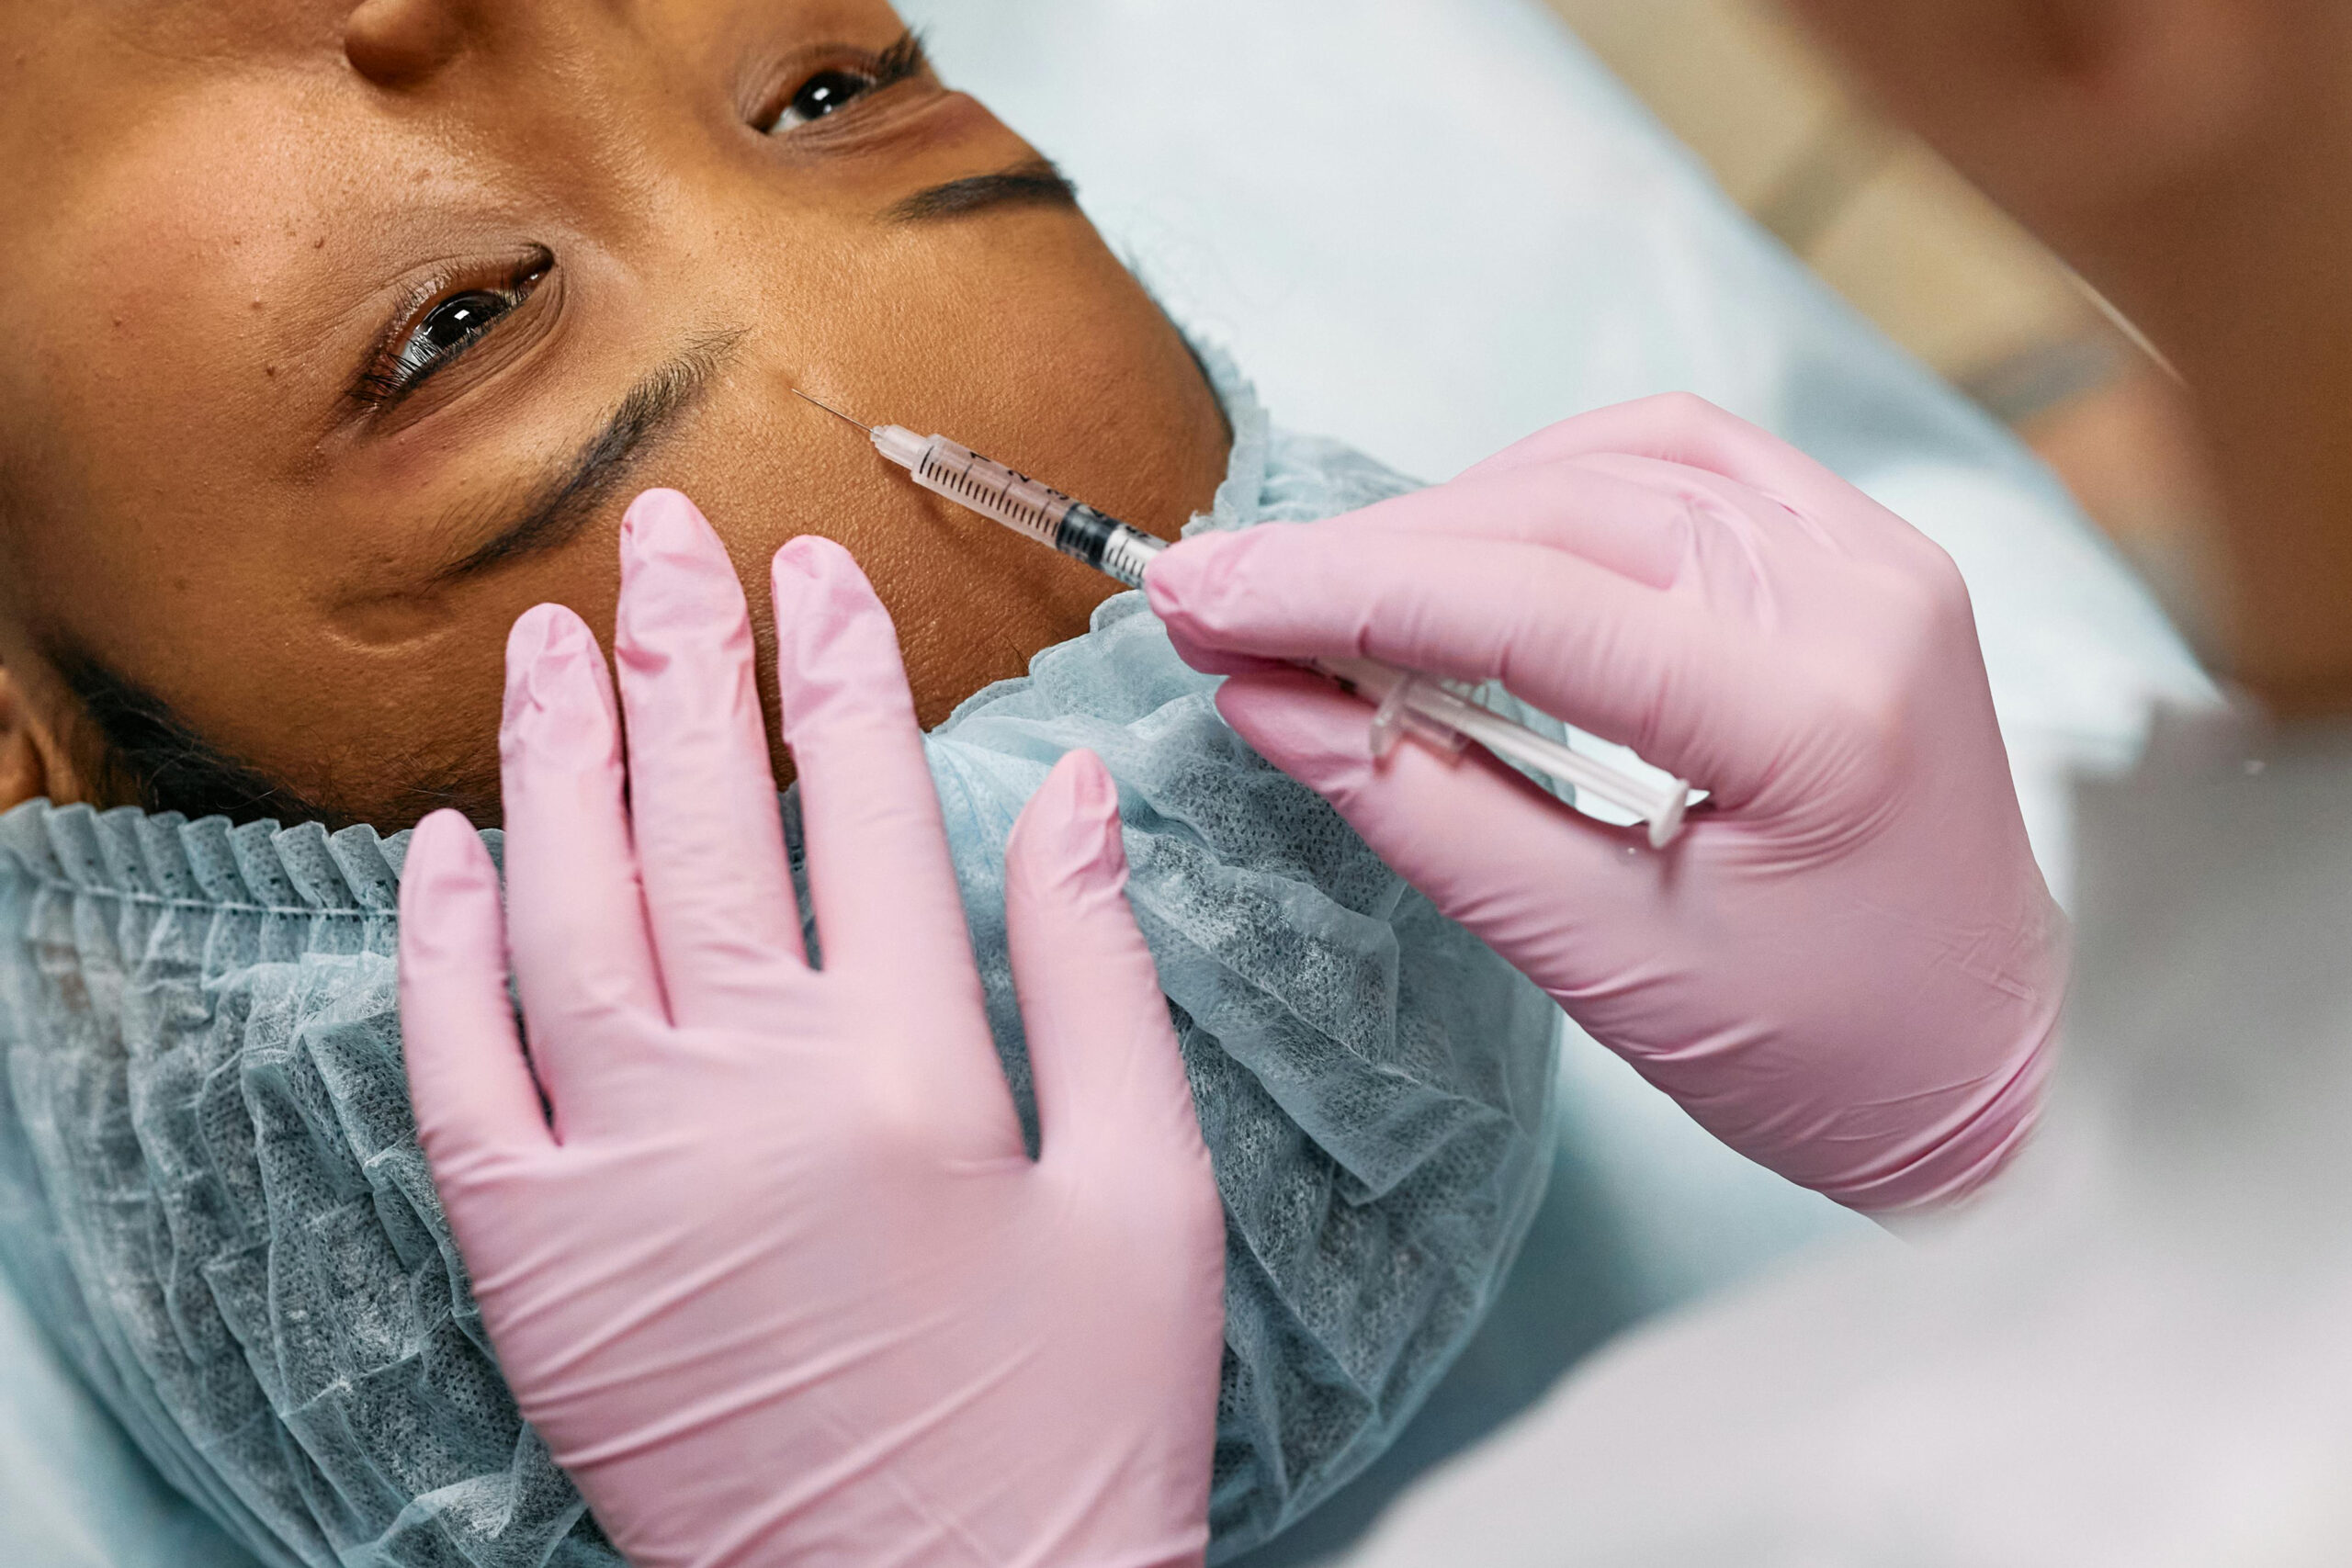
[1151,453,1799,685]
[496,602,670,1135]
[1333,454,1704,588]
[773,536,985,994]
[768,534,1013,1148]
[615,491,808,1011]
[1151,506,1849,810]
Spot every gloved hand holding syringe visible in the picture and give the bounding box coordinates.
[795,391,1696,848]
[798,388,2061,1211]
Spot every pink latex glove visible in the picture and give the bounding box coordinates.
[1147,395,2064,1213]
[396,491,1225,1568]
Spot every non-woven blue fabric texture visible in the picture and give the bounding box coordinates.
[0,363,1561,1567]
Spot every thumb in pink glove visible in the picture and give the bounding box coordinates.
[1147,394,2064,1213]
[397,490,1225,1568]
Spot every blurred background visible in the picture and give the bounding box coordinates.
[1546,0,2222,615]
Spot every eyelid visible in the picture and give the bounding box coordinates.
[350,248,554,412]
[747,31,931,137]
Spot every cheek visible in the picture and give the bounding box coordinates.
[126,220,1223,823]
[831,225,1228,529]
[152,545,622,829]
[239,623,518,826]
[630,217,1228,728]
[627,415,1122,734]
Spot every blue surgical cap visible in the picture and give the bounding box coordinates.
[0,355,1560,1565]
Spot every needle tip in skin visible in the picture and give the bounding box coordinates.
[793,389,875,433]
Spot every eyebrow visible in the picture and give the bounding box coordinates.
[426,333,739,585]
[887,158,1081,224]
[39,344,744,830]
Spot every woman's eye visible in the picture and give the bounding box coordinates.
[361,269,542,407]
[380,288,517,390]
[768,68,876,131]
[417,292,513,354]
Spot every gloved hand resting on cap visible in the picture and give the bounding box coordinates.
[1147,395,2064,1214]
[397,490,1225,1568]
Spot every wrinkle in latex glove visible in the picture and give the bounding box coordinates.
[1148,395,2064,1213]
[399,491,1226,1568]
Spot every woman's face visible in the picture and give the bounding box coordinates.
[0,0,1230,828]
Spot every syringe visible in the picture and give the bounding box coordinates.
[794,391,1694,848]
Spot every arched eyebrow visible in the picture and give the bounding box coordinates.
[427,332,741,586]
[887,158,1080,224]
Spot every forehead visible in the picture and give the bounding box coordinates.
[6,0,347,104]
[3,3,343,235]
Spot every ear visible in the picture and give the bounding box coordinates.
[0,660,62,812]
[1786,0,2279,221]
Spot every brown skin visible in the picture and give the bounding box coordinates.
[0,0,1230,829]
[1782,0,2352,717]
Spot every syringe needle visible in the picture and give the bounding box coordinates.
[793,389,875,433]
[793,404,1697,844]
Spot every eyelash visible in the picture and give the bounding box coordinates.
[356,250,553,408]
[761,32,930,135]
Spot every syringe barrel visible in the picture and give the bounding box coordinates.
[885,429,1074,549]
[878,426,1169,587]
